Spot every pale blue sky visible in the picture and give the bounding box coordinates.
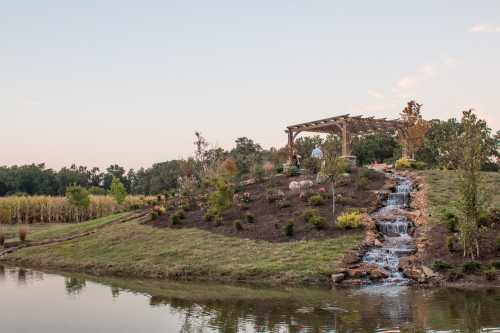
[2,0,499,169]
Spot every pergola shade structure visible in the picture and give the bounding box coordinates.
[285,114,407,162]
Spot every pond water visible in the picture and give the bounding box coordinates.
[1,266,500,332]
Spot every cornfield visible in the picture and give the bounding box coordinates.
[0,195,156,224]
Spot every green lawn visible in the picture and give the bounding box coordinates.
[6,219,362,286]
[1,213,128,243]
[419,170,500,224]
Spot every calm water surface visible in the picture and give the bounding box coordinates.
[0,266,499,333]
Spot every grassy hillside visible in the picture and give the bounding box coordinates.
[5,219,362,286]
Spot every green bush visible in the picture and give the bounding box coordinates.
[287,166,300,177]
[234,219,243,231]
[303,158,321,175]
[309,215,327,230]
[445,235,457,253]
[395,158,411,170]
[484,266,497,281]
[214,214,223,226]
[203,207,218,222]
[447,268,464,282]
[432,260,453,272]
[284,220,294,237]
[171,209,185,225]
[410,161,427,170]
[444,211,459,233]
[302,208,319,223]
[462,261,481,275]
[274,164,284,174]
[336,211,363,229]
[244,212,256,223]
[308,194,324,206]
[276,200,291,209]
[252,164,266,182]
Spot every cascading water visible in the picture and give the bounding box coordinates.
[362,176,416,285]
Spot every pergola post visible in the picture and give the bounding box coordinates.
[341,121,352,156]
[287,130,295,163]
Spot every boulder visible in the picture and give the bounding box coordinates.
[421,266,437,278]
[331,273,345,284]
[369,268,389,280]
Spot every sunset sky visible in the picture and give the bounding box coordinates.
[2,0,499,170]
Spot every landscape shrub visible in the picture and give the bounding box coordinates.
[302,208,319,223]
[252,164,266,182]
[18,225,28,242]
[484,266,497,281]
[432,260,453,272]
[354,168,370,190]
[462,260,481,275]
[109,176,128,204]
[171,209,185,225]
[447,268,464,282]
[309,215,327,230]
[244,212,256,223]
[214,214,223,226]
[308,194,324,206]
[410,161,427,170]
[276,200,291,209]
[274,164,284,174]
[203,207,218,222]
[303,158,321,175]
[444,211,459,232]
[234,219,243,231]
[266,189,285,203]
[445,235,458,253]
[395,158,411,170]
[284,220,294,237]
[287,166,300,177]
[336,211,363,229]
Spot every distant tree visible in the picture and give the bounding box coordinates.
[230,137,263,175]
[109,176,127,204]
[399,100,430,159]
[103,164,128,190]
[66,185,90,221]
[352,134,400,165]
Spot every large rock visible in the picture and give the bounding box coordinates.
[341,252,361,266]
[369,268,389,280]
[331,273,345,284]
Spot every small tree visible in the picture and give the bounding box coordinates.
[319,153,346,217]
[456,110,490,259]
[66,185,90,222]
[109,176,127,204]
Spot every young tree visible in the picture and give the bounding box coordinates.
[66,185,90,222]
[456,110,491,259]
[319,153,347,217]
[109,176,128,204]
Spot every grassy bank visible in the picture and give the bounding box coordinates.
[3,218,362,286]
[420,170,500,224]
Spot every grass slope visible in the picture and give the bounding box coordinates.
[420,170,500,224]
[6,219,362,286]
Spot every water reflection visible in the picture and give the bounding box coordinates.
[0,265,499,332]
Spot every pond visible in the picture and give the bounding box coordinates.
[0,266,499,333]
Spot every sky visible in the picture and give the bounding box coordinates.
[2,0,499,170]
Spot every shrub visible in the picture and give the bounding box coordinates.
[303,158,321,175]
[287,166,300,177]
[244,212,256,223]
[274,164,284,174]
[252,164,266,182]
[203,207,218,222]
[336,211,363,229]
[276,200,291,209]
[0,229,4,246]
[410,161,427,170]
[444,211,459,232]
[284,220,294,237]
[432,260,452,272]
[309,215,327,230]
[18,225,29,242]
[151,211,159,221]
[303,208,319,223]
[214,214,223,226]
[445,235,458,253]
[447,268,464,282]
[308,194,324,206]
[354,168,370,190]
[66,185,90,210]
[484,266,497,281]
[234,219,243,231]
[462,261,481,275]
[395,158,411,170]
[171,209,186,225]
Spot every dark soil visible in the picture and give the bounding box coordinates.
[148,168,388,243]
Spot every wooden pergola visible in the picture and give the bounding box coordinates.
[285,114,407,162]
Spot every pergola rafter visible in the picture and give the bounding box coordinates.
[285,114,407,162]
